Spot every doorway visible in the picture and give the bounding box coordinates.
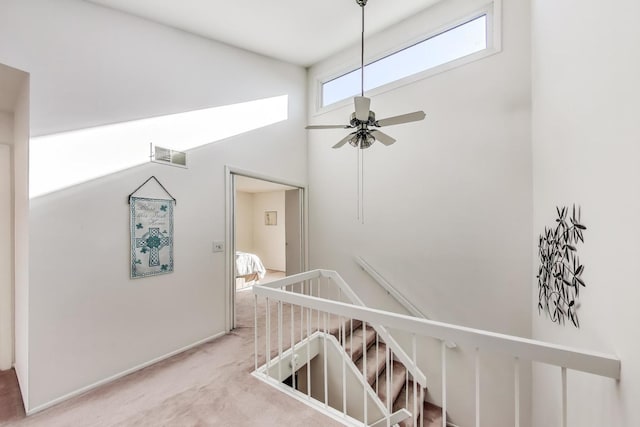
[226,168,306,330]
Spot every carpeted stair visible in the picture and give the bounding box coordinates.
[326,318,445,427]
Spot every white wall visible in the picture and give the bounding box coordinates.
[307,0,531,425]
[235,190,286,271]
[0,0,306,412]
[531,0,640,425]
[252,191,286,271]
[0,143,13,371]
[235,191,255,253]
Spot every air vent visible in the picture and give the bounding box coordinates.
[152,145,187,168]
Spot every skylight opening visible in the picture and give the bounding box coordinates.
[30,95,288,198]
[321,14,489,107]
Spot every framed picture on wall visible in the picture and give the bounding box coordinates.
[265,211,277,226]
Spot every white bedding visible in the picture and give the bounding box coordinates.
[235,251,266,280]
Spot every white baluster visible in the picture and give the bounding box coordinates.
[405,370,409,410]
[342,315,347,416]
[363,321,368,425]
[300,282,304,345]
[323,311,329,408]
[561,367,567,427]
[441,341,447,427]
[317,279,321,332]
[254,294,258,372]
[386,345,391,412]
[376,333,380,395]
[278,301,283,381]
[350,319,354,359]
[475,348,480,427]
[327,310,331,335]
[290,297,296,390]
[306,307,311,399]
[420,385,424,427]
[265,298,271,379]
[413,366,417,427]
[514,357,520,427]
[413,335,418,427]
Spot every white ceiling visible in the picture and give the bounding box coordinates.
[235,175,297,194]
[0,64,27,113]
[87,0,442,66]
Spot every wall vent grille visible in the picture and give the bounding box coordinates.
[152,145,187,168]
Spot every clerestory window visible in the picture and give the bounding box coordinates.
[321,13,492,108]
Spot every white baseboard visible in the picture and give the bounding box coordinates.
[26,331,226,415]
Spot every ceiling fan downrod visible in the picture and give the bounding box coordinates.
[357,0,366,98]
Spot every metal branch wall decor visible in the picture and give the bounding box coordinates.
[537,205,587,327]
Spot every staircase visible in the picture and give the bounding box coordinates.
[324,317,444,427]
[253,269,622,427]
[252,269,448,426]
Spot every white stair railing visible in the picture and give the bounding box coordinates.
[253,269,426,426]
[252,269,620,427]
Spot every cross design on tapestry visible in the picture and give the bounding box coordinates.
[135,227,172,267]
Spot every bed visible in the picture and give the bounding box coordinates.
[235,251,266,285]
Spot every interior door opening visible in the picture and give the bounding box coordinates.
[228,172,305,330]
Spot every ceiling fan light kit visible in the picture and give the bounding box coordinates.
[305,0,426,150]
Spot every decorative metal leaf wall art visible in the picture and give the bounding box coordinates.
[537,205,586,328]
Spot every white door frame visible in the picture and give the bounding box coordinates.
[224,166,308,332]
[0,144,13,371]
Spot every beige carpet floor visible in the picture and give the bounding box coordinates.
[2,288,342,427]
[0,368,24,424]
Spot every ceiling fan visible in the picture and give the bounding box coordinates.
[305,0,426,149]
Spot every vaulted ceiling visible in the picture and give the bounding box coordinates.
[87,0,442,67]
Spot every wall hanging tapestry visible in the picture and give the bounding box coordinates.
[129,176,176,279]
[537,205,586,327]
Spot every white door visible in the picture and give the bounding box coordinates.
[285,189,302,276]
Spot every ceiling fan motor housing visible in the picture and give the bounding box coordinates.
[349,111,375,127]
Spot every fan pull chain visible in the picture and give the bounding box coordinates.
[357,142,360,220]
[361,146,364,224]
[357,141,365,224]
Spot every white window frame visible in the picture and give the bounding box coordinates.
[314,0,502,115]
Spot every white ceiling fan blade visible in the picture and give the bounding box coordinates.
[370,130,396,146]
[306,124,351,129]
[375,111,426,127]
[332,133,355,149]
[354,96,371,121]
